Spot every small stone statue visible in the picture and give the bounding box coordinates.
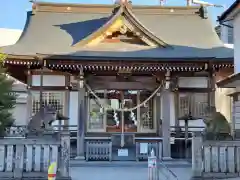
[203,106,232,140]
[27,105,69,136]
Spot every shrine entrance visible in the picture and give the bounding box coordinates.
[87,81,160,161]
[109,90,138,161]
[85,74,163,161]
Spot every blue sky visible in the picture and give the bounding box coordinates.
[0,0,236,30]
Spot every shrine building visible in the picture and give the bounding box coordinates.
[2,1,234,160]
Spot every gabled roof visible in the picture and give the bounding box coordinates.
[74,5,168,47]
[2,1,233,61]
[218,0,240,22]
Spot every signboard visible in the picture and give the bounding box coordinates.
[118,149,128,157]
[140,143,148,154]
[148,158,156,168]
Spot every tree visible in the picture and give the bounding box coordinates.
[0,53,16,136]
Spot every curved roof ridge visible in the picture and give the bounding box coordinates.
[33,1,201,15]
[34,1,202,10]
[8,11,32,46]
[34,1,117,8]
[72,5,123,47]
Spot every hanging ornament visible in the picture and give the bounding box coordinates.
[130,111,137,125]
[143,103,147,108]
[84,82,163,112]
[113,110,119,126]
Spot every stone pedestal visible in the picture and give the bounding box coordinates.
[230,89,240,138]
[60,131,71,178]
[191,132,203,178]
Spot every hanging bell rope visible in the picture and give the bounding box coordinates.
[84,80,164,112]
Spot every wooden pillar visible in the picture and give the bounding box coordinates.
[39,60,45,121]
[208,71,216,108]
[137,91,141,132]
[76,68,86,159]
[39,60,45,111]
[161,71,171,159]
[173,77,179,128]
[103,90,107,131]
[64,75,70,130]
[26,66,32,123]
[155,92,161,136]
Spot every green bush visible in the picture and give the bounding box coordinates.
[0,53,16,136]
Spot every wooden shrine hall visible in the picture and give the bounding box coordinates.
[2,0,234,161]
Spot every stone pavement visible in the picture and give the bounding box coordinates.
[69,161,240,180]
[70,161,192,180]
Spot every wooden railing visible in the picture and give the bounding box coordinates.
[86,140,112,161]
[192,133,240,179]
[0,132,71,179]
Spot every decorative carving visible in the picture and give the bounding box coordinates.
[84,13,161,47]
[26,105,69,136]
[119,25,128,34]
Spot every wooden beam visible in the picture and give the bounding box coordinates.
[177,88,212,93]
[30,86,67,91]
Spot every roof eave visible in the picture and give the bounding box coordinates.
[218,0,240,22]
[6,54,35,60]
[217,73,240,88]
[37,53,216,61]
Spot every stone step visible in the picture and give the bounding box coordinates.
[70,159,191,168]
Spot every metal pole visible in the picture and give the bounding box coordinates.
[120,91,125,148]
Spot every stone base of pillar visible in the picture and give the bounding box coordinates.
[74,156,85,160]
